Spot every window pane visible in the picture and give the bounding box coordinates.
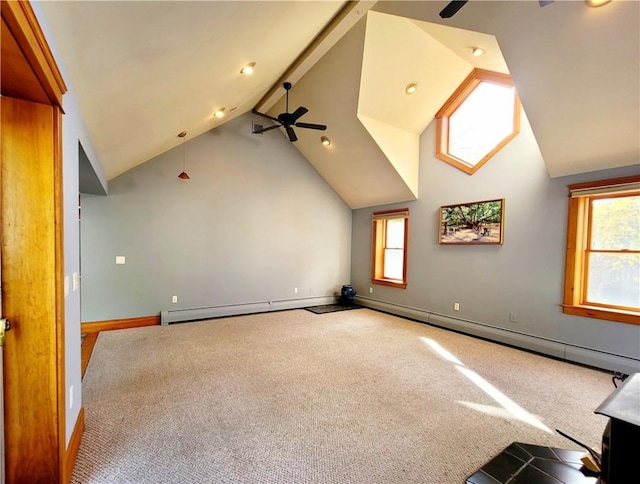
[386,219,405,249]
[449,81,516,166]
[384,249,404,280]
[586,252,640,309]
[591,195,640,250]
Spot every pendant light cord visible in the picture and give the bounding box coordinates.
[177,131,189,179]
[182,135,186,172]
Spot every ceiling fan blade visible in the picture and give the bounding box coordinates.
[295,122,327,131]
[290,106,308,122]
[252,124,281,134]
[252,109,280,123]
[285,126,298,142]
[439,1,468,19]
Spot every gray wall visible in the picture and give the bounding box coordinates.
[351,109,640,361]
[32,2,108,445]
[60,90,105,445]
[80,113,352,321]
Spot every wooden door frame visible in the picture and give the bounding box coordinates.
[1,1,71,482]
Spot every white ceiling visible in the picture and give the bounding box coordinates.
[38,0,354,180]
[38,1,639,208]
[265,10,515,208]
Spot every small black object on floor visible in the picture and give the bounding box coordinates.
[466,442,598,484]
[304,304,361,314]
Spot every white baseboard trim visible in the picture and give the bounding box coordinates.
[160,296,336,325]
[356,296,640,375]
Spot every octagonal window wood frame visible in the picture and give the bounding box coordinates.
[435,68,521,175]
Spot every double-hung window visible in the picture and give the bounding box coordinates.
[372,209,409,288]
[563,176,639,325]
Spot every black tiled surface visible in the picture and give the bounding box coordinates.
[549,448,586,465]
[466,442,598,484]
[509,464,563,484]
[466,470,502,484]
[481,449,527,482]
[517,443,559,460]
[504,443,532,462]
[531,458,594,483]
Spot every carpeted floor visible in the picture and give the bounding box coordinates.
[73,309,613,483]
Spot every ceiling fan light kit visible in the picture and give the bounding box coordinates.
[252,82,327,142]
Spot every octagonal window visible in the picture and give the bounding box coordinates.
[436,68,521,175]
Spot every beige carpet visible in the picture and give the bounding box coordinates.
[72,309,613,483]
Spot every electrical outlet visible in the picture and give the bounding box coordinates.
[369,287,373,294]
[294,287,298,294]
[115,255,126,265]
[69,385,74,408]
[509,312,517,323]
[172,296,178,303]
[454,302,460,311]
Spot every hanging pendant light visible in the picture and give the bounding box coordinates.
[177,131,190,180]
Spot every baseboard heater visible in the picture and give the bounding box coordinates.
[356,296,640,375]
[160,295,336,325]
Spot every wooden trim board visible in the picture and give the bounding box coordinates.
[81,315,160,334]
[81,333,99,379]
[64,407,85,483]
[2,2,69,481]
[2,95,62,482]
[0,0,66,106]
[253,0,359,112]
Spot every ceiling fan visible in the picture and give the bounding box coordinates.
[252,82,327,142]
[439,0,554,19]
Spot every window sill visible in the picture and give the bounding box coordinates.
[372,279,407,289]
[562,304,640,326]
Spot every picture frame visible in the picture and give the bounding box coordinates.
[439,198,505,245]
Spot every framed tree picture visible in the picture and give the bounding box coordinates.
[439,198,505,245]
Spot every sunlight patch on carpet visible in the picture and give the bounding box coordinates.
[421,336,551,433]
[457,401,518,420]
[420,337,464,365]
[456,366,551,433]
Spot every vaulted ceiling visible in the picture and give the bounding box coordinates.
[38,1,639,209]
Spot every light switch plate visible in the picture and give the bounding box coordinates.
[115,256,126,265]
[72,272,79,291]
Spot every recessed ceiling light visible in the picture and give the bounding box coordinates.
[405,83,417,95]
[472,47,484,57]
[585,0,611,7]
[240,62,256,75]
[213,108,226,118]
[321,136,331,147]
